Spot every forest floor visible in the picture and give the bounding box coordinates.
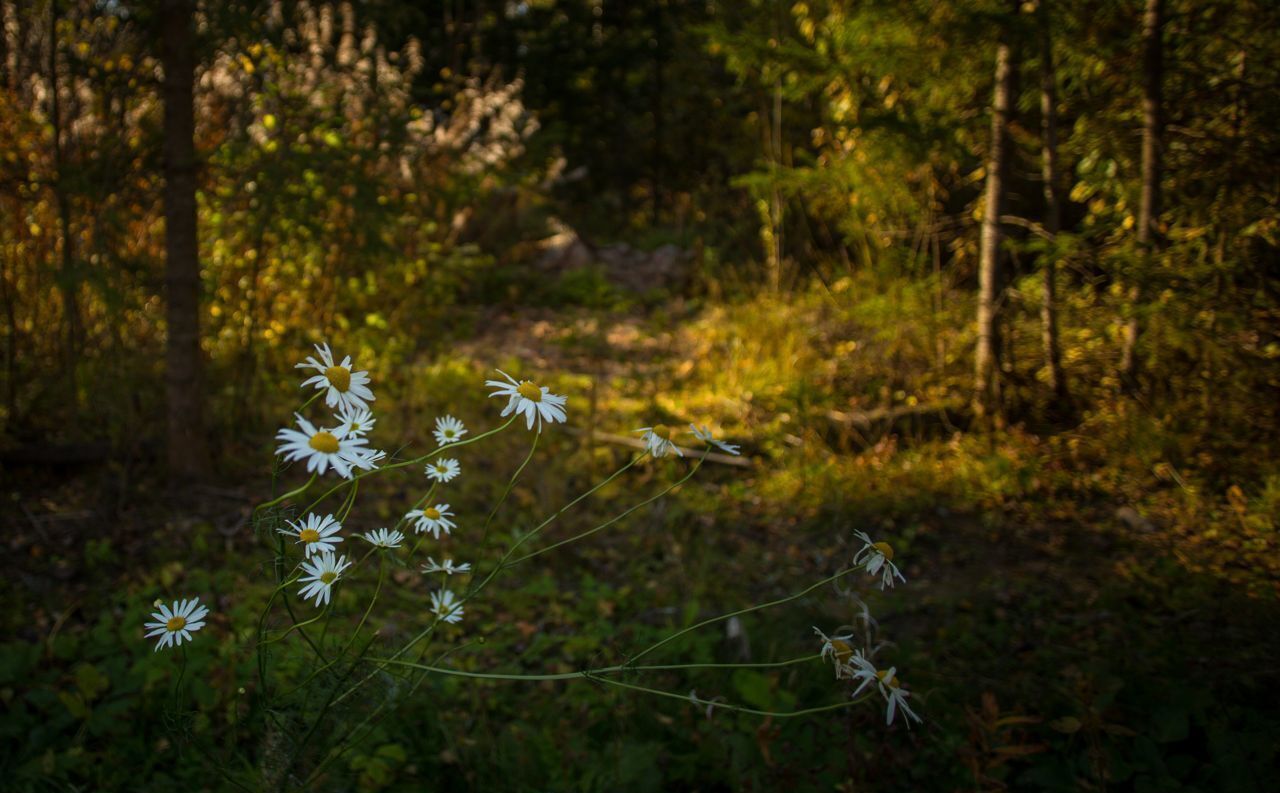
[4,291,1279,791]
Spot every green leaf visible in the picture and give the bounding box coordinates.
[74,663,110,702]
[58,691,90,720]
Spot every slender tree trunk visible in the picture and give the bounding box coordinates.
[0,0,9,90]
[973,33,1015,418]
[769,75,783,293]
[1119,0,1163,384]
[650,0,665,227]
[1038,0,1067,400]
[49,1,82,365]
[160,0,210,481]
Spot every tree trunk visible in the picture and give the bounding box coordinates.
[973,34,1015,418]
[49,1,82,365]
[1038,0,1067,400]
[160,0,210,481]
[1119,0,1163,384]
[650,0,665,227]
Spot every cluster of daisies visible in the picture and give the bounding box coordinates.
[813,530,920,726]
[142,344,746,666]
[142,345,528,650]
[274,345,494,624]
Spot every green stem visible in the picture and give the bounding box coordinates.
[172,646,188,705]
[254,473,317,515]
[336,450,651,707]
[259,608,327,646]
[363,653,822,680]
[594,676,870,719]
[622,654,824,672]
[279,556,385,700]
[335,478,359,523]
[357,657,865,719]
[279,579,328,664]
[627,567,859,664]
[505,451,699,566]
[475,427,540,555]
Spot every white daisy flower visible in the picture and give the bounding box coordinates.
[297,551,352,608]
[275,413,374,478]
[144,597,210,652]
[425,458,461,483]
[433,415,468,445]
[853,530,906,589]
[690,423,742,455]
[335,404,376,438]
[846,651,922,727]
[813,627,856,679]
[297,343,375,411]
[430,588,464,624]
[484,369,568,430]
[362,528,405,548]
[278,513,344,557]
[421,557,472,575]
[635,424,683,458]
[405,503,456,538]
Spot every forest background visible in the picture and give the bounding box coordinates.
[2,0,1278,790]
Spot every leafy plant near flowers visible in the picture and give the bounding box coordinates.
[142,343,923,787]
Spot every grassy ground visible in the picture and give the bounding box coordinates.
[3,274,1278,791]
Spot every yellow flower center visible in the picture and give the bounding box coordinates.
[325,365,352,392]
[298,528,321,543]
[309,431,340,454]
[424,507,441,521]
[876,669,900,688]
[652,424,675,440]
[516,381,543,402]
[320,571,338,585]
[873,541,894,561]
[830,639,854,664]
[166,616,187,632]
[349,421,361,432]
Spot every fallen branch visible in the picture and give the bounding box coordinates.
[825,400,961,430]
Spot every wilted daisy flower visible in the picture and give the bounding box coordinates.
[279,513,344,557]
[847,651,922,727]
[690,424,742,455]
[433,415,467,445]
[425,458,461,483]
[297,343,375,411]
[275,413,374,478]
[406,503,456,538]
[353,448,386,469]
[853,530,906,589]
[485,370,567,430]
[335,404,376,438]
[813,627,856,679]
[430,588,464,624]
[422,557,471,575]
[362,528,405,548]
[297,551,352,608]
[636,425,683,458]
[144,597,209,652]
